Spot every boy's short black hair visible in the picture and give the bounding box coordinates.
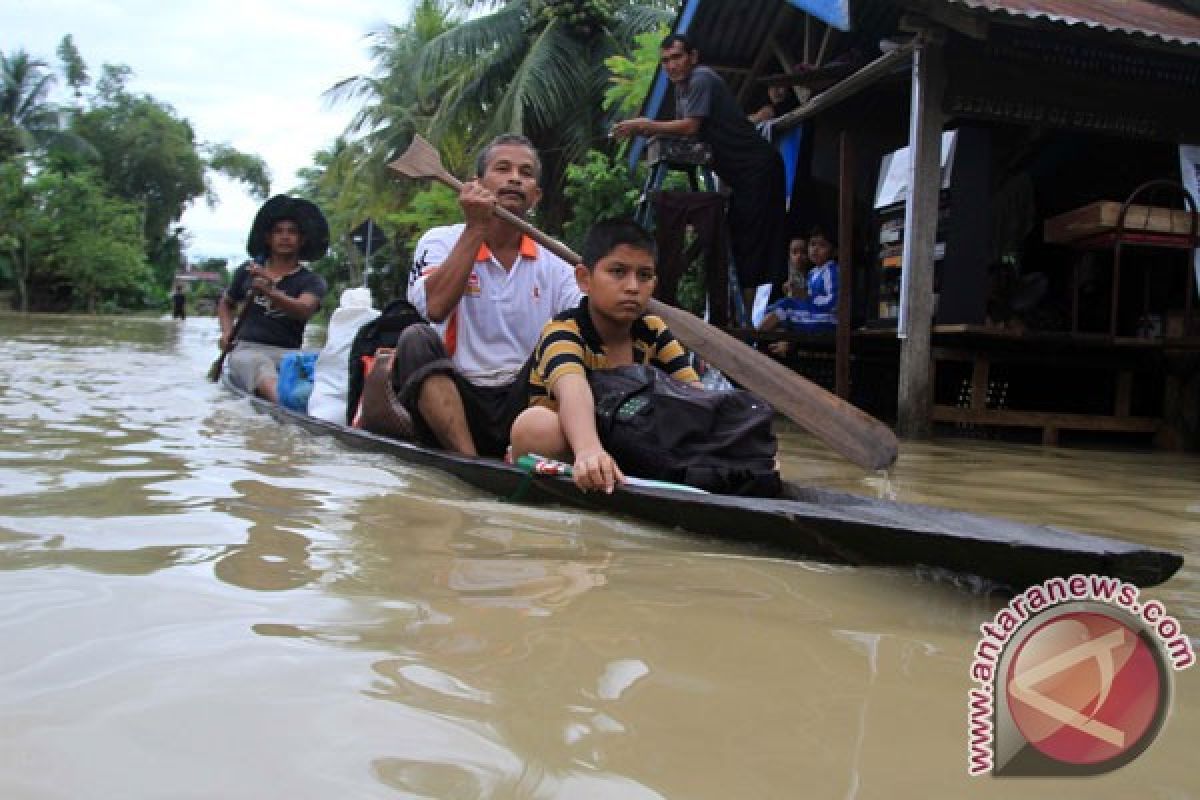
[806,224,837,249]
[582,218,657,269]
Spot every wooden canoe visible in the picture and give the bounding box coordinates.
[228,386,1183,591]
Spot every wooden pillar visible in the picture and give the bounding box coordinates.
[836,131,855,399]
[897,33,946,438]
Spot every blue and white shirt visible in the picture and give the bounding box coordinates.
[765,260,838,330]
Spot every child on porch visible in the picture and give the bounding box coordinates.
[758,227,838,357]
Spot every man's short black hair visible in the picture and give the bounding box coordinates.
[582,218,657,269]
[660,33,696,53]
[475,133,542,180]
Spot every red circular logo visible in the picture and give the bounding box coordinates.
[1005,610,1163,766]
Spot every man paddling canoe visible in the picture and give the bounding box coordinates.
[390,134,581,458]
[216,195,329,401]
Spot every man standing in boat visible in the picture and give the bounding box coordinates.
[611,33,789,316]
[393,134,582,457]
[217,195,329,402]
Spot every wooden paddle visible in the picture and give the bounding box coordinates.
[206,260,260,382]
[388,135,899,471]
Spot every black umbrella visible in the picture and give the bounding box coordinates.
[245,195,330,261]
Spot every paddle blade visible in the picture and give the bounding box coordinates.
[387,134,460,190]
[648,299,899,471]
[206,358,223,383]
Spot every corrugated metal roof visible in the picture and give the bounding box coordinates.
[945,0,1200,48]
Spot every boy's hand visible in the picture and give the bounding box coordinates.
[572,447,625,494]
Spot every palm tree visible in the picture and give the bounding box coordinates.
[1,49,60,159]
[415,0,673,229]
[1,47,95,162]
[326,0,464,190]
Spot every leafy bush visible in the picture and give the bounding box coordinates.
[562,149,644,253]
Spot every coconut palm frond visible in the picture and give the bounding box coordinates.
[415,1,529,83]
[613,4,673,41]
[500,21,592,133]
[323,75,380,107]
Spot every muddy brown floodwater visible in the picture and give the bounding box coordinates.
[0,312,1196,798]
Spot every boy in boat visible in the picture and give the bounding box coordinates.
[391,134,581,458]
[509,218,702,493]
[217,195,329,402]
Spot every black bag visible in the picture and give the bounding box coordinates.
[345,298,425,423]
[590,364,781,497]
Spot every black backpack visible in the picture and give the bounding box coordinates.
[345,298,425,423]
[589,364,781,497]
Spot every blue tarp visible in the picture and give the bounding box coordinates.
[787,0,850,31]
[779,126,804,203]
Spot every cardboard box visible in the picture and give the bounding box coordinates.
[1044,202,1200,244]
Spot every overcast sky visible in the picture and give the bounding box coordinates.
[4,0,412,263]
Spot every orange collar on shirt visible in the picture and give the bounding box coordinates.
[475,235,539,263]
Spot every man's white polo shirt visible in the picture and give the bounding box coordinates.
[408,224,582,387]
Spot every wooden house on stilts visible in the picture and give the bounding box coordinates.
[632,0,1200,449]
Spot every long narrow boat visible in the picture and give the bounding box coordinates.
[229,385,1183,590]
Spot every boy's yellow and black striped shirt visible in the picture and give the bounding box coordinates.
[529,297,700,410]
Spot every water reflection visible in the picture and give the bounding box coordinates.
[289,480,999,798]
[214,523,319,592]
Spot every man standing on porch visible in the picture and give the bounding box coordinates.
[612,33,789,316]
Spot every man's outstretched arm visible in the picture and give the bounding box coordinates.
[611,116,701,140]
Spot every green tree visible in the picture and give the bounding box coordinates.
[0,158,41,310]
[1,49,61,159]
[391,183,461,279]
[56,34,88,105]
[1,42,269,310]
[72,86,204,282]
[326,1,462,190]
[205,144,270,198]
[561,148,641,250]
[414,0,672,229]
[0,159,149,312]
[603,25,666,115]
[36,168,151,312]
[72,64,268,285]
